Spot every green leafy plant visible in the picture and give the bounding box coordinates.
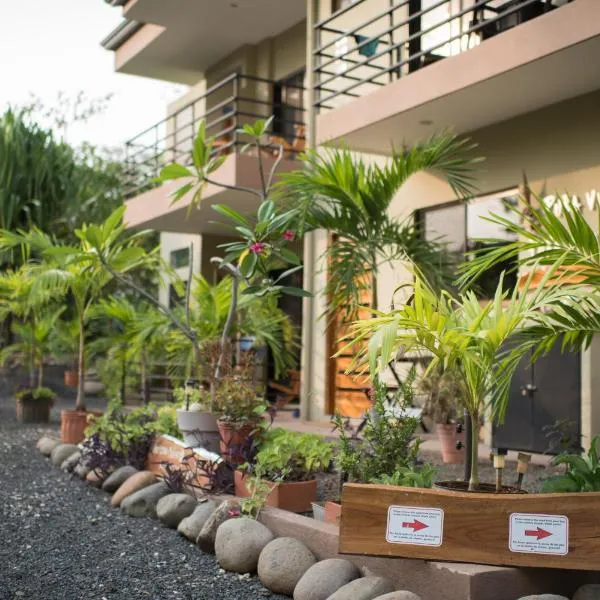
[542,436,600,492]
[216,373,266,424]
[245,428,333,482]
[333,374,425,485]
[239,468,275,519]
[373,465,437,489]
[172,386,212,412]
[15,386,56,402]
[418,366,465,425]
[154,405,181,438]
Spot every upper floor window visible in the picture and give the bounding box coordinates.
[418,190,519,298]
[170,247,190,269]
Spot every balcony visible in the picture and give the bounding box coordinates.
[123,73,305,234]
[314,0,600,152]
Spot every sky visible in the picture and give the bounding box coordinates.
[0,0,186,149]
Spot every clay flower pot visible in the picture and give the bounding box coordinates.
[60,409,103,444]
[436,423,465,464]
[234,470,317,513]
[217,419,256,465]
[64,369,78,388]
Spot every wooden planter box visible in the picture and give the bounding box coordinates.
[339,483,600,571]
[234,470,317,513]
[16,396,52,423]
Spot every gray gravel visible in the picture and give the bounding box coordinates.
[0,393,286,600]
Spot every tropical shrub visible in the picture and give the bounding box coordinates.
[15,386,56,402]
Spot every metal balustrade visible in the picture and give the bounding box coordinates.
[314,0,572,111]
[123,73,306,198]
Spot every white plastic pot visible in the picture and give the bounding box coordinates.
[176,409,220,452]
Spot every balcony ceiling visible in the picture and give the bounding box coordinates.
[116,0,306,84]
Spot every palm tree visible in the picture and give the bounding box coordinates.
[0,206,152,411]
[347,271,585,490]
[458,194,600,356]
[279,133,481,318]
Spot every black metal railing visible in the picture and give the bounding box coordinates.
[314,0,571,111]
[124,73,306,198]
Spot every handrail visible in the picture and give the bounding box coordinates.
[314,0,559,109]
[123,72,306,197]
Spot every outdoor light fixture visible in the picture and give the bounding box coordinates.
[515,453,532,490]
[493,448,508,492]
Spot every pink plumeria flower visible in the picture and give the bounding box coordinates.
[249,242,266,254]
[228,509,241,517]
[283,230,295,242]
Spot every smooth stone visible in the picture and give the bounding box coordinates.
[294,559,361,600]
[215,518,274,574]
[120,482,170,518]
[327,577,396,600]
[156,493,197,528]
[74,463,91,479]
[50,444,79,467]
[60,451,81,472]
[516,596,570,600]
[86,469,106,488]
[196,499,241,553]
[102,466,138,493]
[111,471,157,506]
[371,593,422,600]
[258,537,317,596]
[574,585,600,600]
[37,436,60,456]
[177,500,217,541]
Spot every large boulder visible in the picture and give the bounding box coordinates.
[120,482,170,518]
[371,593,422,600]
[258,537,317,596]
[60,451,81,472]
[294,559,361,600]
[177,500,217,541]
[215,518,274,574]
[37,436,60,456]
[111,471,156,506]
[156,493,197,528]
[50,444,79,467]
[102,466,138,493]
[196,499,241,553]
[327,577,396,600]
[574,585,600,600]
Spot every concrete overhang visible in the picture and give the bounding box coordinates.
[105,0,306,84]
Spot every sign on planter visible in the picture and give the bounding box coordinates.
[509,513,569,556]
[386,506,444,547]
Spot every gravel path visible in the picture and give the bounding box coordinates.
[0,395,286,600]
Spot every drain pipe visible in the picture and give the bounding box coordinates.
[299,0,319,421]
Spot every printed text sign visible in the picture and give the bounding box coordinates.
[386,506,444,546]
[509,513,569,556]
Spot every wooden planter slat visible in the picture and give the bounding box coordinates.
[339,483,600,571]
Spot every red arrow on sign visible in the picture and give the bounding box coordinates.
[525,527,552,540]
[402,519,428,532]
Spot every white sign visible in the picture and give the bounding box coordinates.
[509,513,569,556]
[386,506,444,547]
[543,190,600,216]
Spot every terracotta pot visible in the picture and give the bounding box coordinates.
[234,470,317,513]
[217,420,256,465]
[60,409,102,444]
[64,370,78,388]
[15,395,53,423]
[324,501,342,526]
[176,409,220,453]
[436,423,465,464]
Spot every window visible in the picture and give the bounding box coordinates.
[170,247,190,269]
[419,190,519,298]
[272,69,305,142]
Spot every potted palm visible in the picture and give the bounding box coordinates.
[350,271,581,492]
[0,207,150,442]
[236,428,333,513]
[51,317,80,388]
[418,367,465,464]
